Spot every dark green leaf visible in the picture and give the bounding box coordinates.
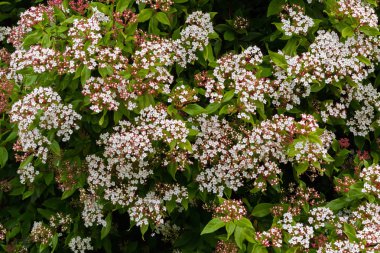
[0,147,8,168]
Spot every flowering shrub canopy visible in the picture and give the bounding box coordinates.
[0,0,380,252]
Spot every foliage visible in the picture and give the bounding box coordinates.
[0,0,380,252]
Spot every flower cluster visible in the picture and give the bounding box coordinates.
[136,0,174,12]
[360,164,380,198]
[272,31,380,111]
[168,85,199,108]
[334,175,355,193]
[308,207,334,229]
[10,87,81,163]
[69,0,89,15]
[10,45,60,80]
[0,27,10,42]
[129,191,166,226]
[194,114,332,195]
[79,190,106,227]
[175,11,214,67]
[212,46,272,119]
[68,236,93,253]
[17,163,40,184]
[320,101,347,123]
[281,184,325,216]
[0,224,6,241]
[30,222,54,245]
[49,212,72,233]
[335,0,378,27]
[280,5,314,36]
[213,199,247,222]
[7,5,54,47]
[82,74,128,113]
[85,105,189,227]
[0,71,14,113]
[214,240,239,253]
[233,16,249,30]
[194,71,224,103]
[255,227,283,248]
[154,222,181,244]
[158,183,188,205]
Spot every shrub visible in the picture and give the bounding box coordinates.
[0,0,380,252]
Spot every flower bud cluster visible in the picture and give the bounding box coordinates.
[136,0,174,12]
[0,71,13,113]
[7,5,54,47]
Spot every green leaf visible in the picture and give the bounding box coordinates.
[167,163,177,180]
[205,103,221,114]
[81,65,91,84]
[343,223,358,242]
[222,90,235,103]
[50,140,61,156]
[267,0,286,17]
[357,56,371,66]
[234,226,245,249]
[359,25,380,36]
[23,31,42,48]
[325,197,349,211]
[342,26,354,38]
[295,162,309,176]
[251,244,269,253]
[138,8,154,23]
[251,203,274,217]
[283,37,298,56]
[155,12,171,26]
[101,213,112,239]
[183,104,206,116]
[179,140,193,152]
[20,155,34,169]
[116,0,132,11]
[61,188,77,200]
[310,82,326,92]
[226,222,236,239]
[0,147,8,168]
[174,0,188,3]
[224,30,235,41]
[201,218,225,235]
[140,224,149,238]
[234,218,253,229]
[269,51,287,69]
[51,234,58,252]
[22,190,34,200]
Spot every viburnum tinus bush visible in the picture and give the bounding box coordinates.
[1,0,380,252]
